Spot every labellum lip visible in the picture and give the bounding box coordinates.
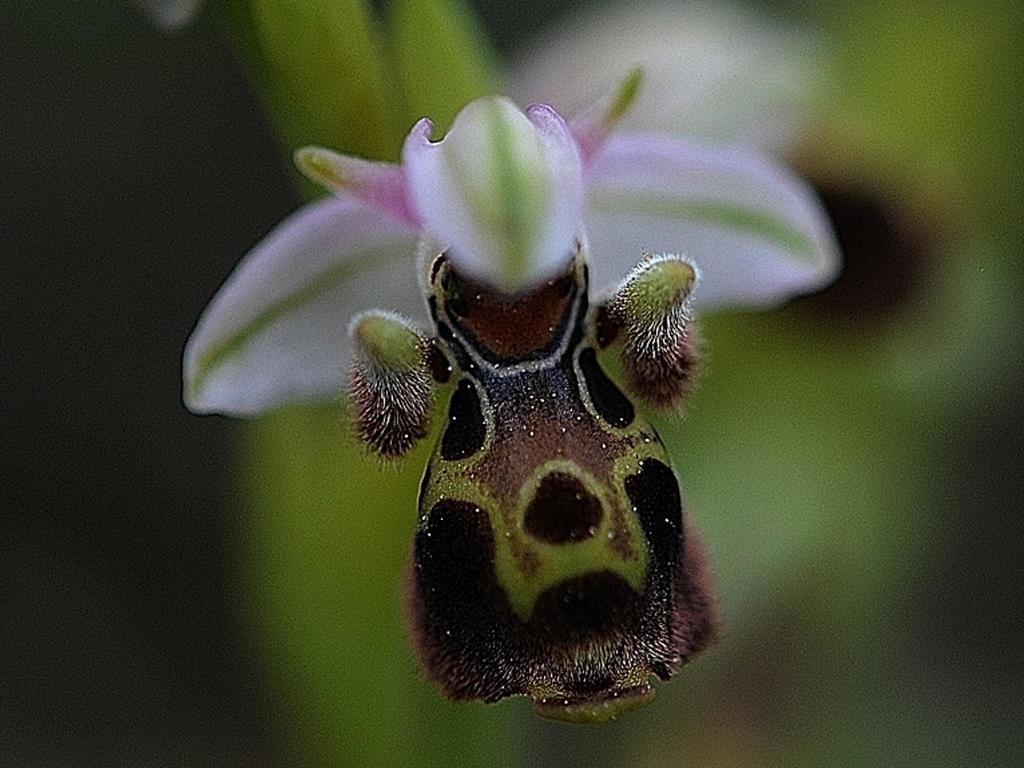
[407,246,720,721]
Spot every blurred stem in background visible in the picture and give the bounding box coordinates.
[202,0,1021,766]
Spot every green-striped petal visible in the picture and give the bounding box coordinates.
[584,133,839,307]
[183,198,421,415]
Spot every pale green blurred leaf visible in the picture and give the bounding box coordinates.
[386,0,503,134]
[243,407,517,767]
[249,0,402,158]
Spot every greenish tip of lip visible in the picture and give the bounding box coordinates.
[532,682,655,725]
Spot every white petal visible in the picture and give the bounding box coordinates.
[184,198,422,415]
[402,98,583,293]
[512,3,823,154]
[584,133,839,308]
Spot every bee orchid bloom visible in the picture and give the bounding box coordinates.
[184,73,838,722]
[184,74,837,416]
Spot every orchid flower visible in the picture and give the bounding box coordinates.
[183,72,838,416]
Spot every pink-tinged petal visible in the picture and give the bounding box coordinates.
[584,133,839,308]
[524,102,586,276]
[183,198,422,416]
[513,3,822,154]
[294,147,419,226]
[403,97,583,294]
[568,68,645,166]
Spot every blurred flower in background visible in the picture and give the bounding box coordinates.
[513,2,824,154]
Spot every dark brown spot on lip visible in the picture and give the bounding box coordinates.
[552,271,574,297]
[624,458,682,565]
[578,347,634,428]
[426,340,451,383]
[446,285,468,319]
[429,253,447,284]
[530,571,643,644]
[408,498,525,700]
[441,379,486,460]
[595,304,621,349]
[524,472,603,544]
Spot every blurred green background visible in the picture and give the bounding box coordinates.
[2,1,1021,766]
